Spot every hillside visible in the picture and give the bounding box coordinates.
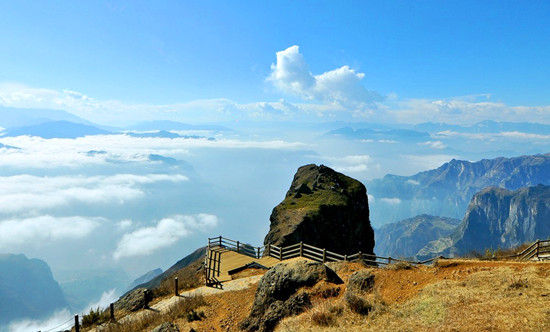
[0,254,68,326]
[418,184,550,259]
[375,215,461,259]
[368,153,550,224]
[89,259,550,332]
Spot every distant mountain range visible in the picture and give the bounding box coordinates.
[128,120,231,132]
[417,184,550,259]
[2,120,111,138]
[325,127,431,142]
[0,254,68,325]
[368,153,550,224]
[127,268,163,291]
[0,106,92,128]
[374,215,461,258]
[414,120,550,134]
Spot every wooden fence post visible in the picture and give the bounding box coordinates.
[344,255,347,261]
[358,251,362,262]
[267,244,271,257]
[388,257,392,264]
[174,277,179,296]
[237,241,240,252]
[323,249,326,263]
[299,242,303,257]
[257,247,261,258]
[280,247,283,260]
[110,303,115,321]
[219,236,222,246]
[74,315,80,332]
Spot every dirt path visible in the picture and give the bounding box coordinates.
[92,275,263,331]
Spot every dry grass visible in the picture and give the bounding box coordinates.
[90,296,206,332]
[154,260,204,298]
[278,260,550,331]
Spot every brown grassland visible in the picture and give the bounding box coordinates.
[85,259,550,332]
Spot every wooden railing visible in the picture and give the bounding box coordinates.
[505,239,550,261]
[206,235,435,267]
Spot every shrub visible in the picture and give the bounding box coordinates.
[508,277,528,290]
[82,307,109,327]
[311,310,335,326]
[345,292,373,315]
[186,309,206,322]
[327,304,343,315]
[386,261,414,270]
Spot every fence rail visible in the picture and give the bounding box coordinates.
[204,236,436,284]
[504,239,550,261]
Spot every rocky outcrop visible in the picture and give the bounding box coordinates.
[347,270,375,293]
[375,215,461,258]
[264,164,374,255]
[0,254,68,325]
[114,288,152,312]
[240,259,342,331]
[368,153,550,224]
[418,185,550,258]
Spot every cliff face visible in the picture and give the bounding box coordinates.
[418,185,550,258]
[368,153,550,224]
[0,254,68,325]
[374,215,460,258]
[264,164,374,255]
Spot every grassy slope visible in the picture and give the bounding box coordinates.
[90,259,550,331]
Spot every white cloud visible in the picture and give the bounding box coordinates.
[268,45,382,108]
[325,154,376,174]
[0,134,306,168]
[8,309,73,332]
[380,197,402,205]
[0,174,188,214]
[116,219,133,231]
[0,216,100,249]
[435,130,550,140]
[388,96,550,125]
[1,81,549,125]
[419,140,447,149]
[403,154,459,171]
[406,179,420,185]
[113,214,218,259]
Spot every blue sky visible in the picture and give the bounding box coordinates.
[1,1,549,124]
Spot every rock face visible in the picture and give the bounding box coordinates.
[375,215,461,258]
[0,254,68,325]
[264,164,375,255]
[418,185,550,258]
[368,153,550,224]
[114,288,152,312]
[240,259,342,331]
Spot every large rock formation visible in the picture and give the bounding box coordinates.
[0,254,68,325]
[240,259,342,331]
[417,184,550,258]
[375,215,461,258]
[368,153,550,224]
[264,164,374,255]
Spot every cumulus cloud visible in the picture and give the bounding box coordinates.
[268,46,382,109]
[0,216,100,249]
[0,174,188,214]
[113,214,218,259]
